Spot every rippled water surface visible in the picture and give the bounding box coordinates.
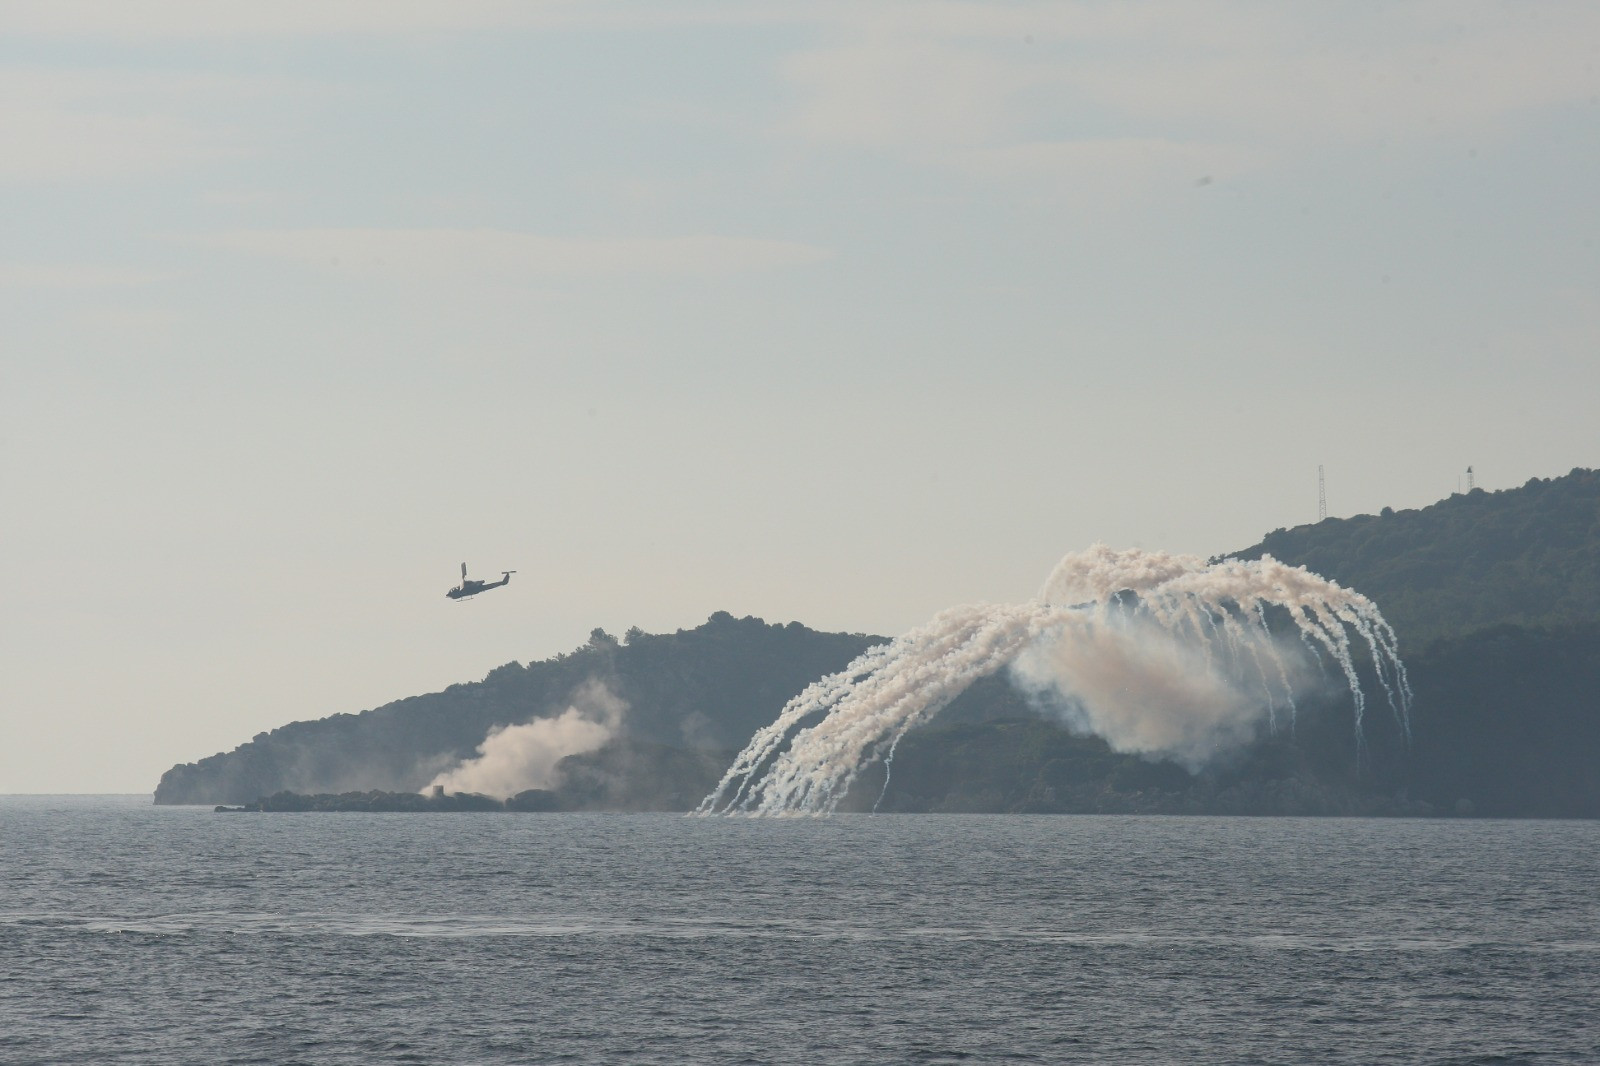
[2,797,1596,1064]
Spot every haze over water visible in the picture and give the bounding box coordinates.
[3,797,1595,1064]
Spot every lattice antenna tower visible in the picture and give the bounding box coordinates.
[1466,465,1475,491]
[1318,465,1327,522]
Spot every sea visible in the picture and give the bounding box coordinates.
[1,797,1595,1065]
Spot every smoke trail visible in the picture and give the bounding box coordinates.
[427,680,626,799]
[699,546,1410,816]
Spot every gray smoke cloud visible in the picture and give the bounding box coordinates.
[1008,614,1320,770]
[426,679,627,799]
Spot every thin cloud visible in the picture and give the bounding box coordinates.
[958,137,1268,200]
[0,262,174,288]
[2,0,578,37]
[0,0,797,39]
[783,39,1038,152]
[1064,5,1600,144]
[189,228,832,277]
[0,99,218,182]
[0,69,305,182]
[780,1,1600,174]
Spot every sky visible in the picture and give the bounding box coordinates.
[2,0,1597,792]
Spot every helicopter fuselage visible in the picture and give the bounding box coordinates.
[447,571,513,600]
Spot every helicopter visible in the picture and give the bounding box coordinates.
[446,562,515,600]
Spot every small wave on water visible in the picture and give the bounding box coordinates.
[4,802,1597,1064]
[5,910,1598,957]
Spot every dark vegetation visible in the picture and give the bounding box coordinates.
[157,615,877,806]
[162,468,1600,817]
[849,720,1434,817]
[221,790,506,813]
[219,786,601,813]
[1229,467,1600,646]
[216,737,739,814]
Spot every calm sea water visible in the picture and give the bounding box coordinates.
[1,797,1595,1065]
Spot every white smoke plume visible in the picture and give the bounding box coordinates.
[427,680,626,799]
[698,546,1411,816]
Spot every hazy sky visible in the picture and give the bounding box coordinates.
[3,1,1597,792]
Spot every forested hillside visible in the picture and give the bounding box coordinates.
[155,614,881,805]
[158,469,1600,817]
[864,471,1600,816]
[1228,468,1600,647]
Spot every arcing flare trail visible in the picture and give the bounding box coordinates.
[698,546,1411,816]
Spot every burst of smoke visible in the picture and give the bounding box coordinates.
[698,546,1411,816]
[1008,614,1319,770]
[426,680,626,799]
